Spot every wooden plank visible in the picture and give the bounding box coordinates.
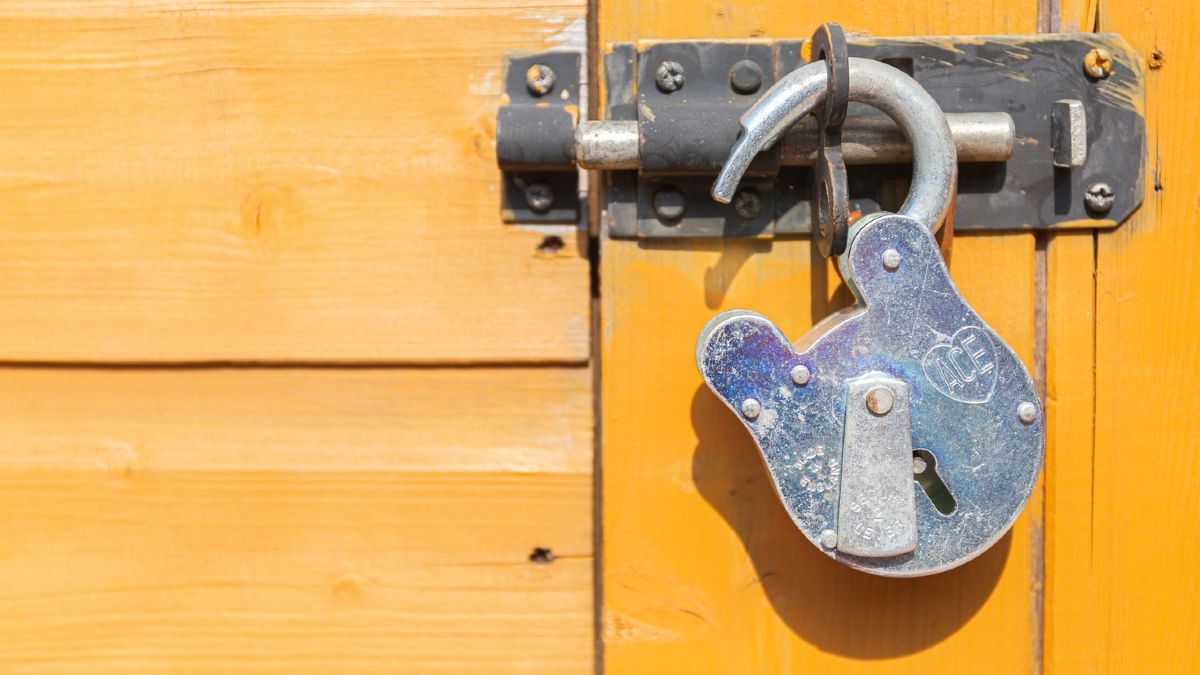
[0,1,588,363]
[0,366,594,673]
[598,4,1045,672]
[1046,0,1200,670]
[1043,232,1099,673]
[602,235,1041,673]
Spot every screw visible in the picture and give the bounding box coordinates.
[882,248,902,271]
[526,64,557,96]
[1018,401,1038,424]
[820,529,838,550]
[741,398,762,420]
[1085,182,1115,213]
[729,59,764,94]
[652,186,686,221]
[733,189,762,220]
[865,386,895,415]
[524,181,555,214]
[913,456,928,475]
[655,60,686,93]
[1083,48,1113,80]
[790,364,811,386]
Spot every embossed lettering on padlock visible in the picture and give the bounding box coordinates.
[698,56,1044,577]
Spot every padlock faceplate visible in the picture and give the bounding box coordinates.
[696,213,1044,576]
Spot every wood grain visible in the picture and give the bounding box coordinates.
[0,366,594,673]
[1043,231,1099,673]
[1045,0,1200,670]
[0,1,588,363]
[601,235,1042,674]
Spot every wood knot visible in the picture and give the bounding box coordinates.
[331,573,367,600]
[239,185,300,240]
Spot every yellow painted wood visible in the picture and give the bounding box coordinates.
[0,2,597,671]
[1044,0,1200,670]
[0,366,594,673]
[598,4,1046,672]
[1043,231,1098,673]
[602,235,1040,674]
[0,1,588,363]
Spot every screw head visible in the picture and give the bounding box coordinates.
[729,59,764,94]
[865,386,895,415]
[741,398,762,420]
[790,364,811,386]
[1018,401,1038,424]
[1085,182,1115,213]
[652,186,686,222]
[819,529,838,550]
[526,63,557,96]
[524,181,555,213]
[655,60,686,93]
[882,248,902,271]
[1083,48,1114,80]
[913,456,928,475]
[733,189,762,220]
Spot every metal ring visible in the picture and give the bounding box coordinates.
[809,24,849,130]
[712,58,957,233]
[809,23,851,257]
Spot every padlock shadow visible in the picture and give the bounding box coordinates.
[690,383,1011,658]
[637,237,776,310]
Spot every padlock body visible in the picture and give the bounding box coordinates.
[696,213,1044,576]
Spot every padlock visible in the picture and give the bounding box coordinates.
[697,56,1044,577]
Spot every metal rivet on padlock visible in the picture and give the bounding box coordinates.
[700,46,1044,577]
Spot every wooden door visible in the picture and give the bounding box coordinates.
[599,0,1199,673]
[0,3,593,673]
[0,1,1194,673]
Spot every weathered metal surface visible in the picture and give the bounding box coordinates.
[580,113,1015,168]
[696,213,1044,576]
[589,34,1144,236]
[1051,99,1088,168]
[636,42,780,176]
[837,373,919,557]
[807,23,852,257]
[496,51,581,224]
[713,57,958,235]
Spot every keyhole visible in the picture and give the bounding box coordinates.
[913,448,957,515]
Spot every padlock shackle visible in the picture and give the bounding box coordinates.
[712,57,957,234]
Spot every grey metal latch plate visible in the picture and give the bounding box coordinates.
[495,34,1146,237]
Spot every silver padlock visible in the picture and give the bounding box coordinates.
[696,58,1044,577]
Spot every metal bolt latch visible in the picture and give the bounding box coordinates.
[497,35,1145,235]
